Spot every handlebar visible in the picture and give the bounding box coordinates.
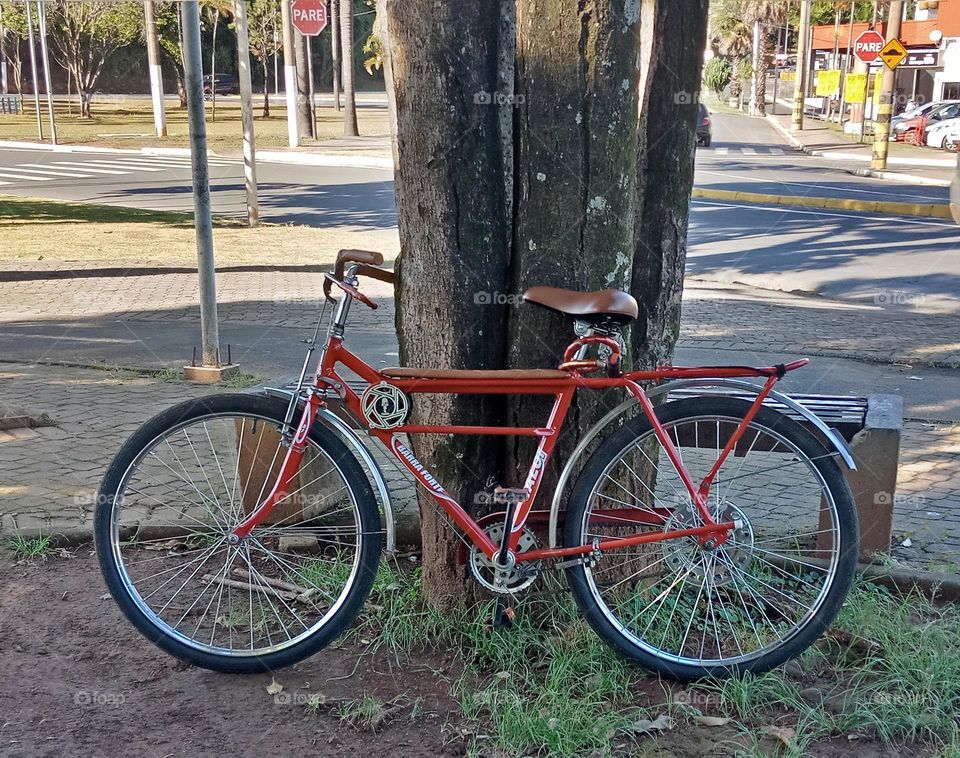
[323,248,395,303]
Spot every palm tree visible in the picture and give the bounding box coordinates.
[202,0,234,122]
[710,0,753,106]
[742,0,788,116]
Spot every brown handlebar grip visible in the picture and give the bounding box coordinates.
[334,249,385,280]
[355,263,396,285]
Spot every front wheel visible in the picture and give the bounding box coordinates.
[563,396,858,680]
[95,393,381,673]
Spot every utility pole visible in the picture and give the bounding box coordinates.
[340,0,357,136]
[872,0,904,170]
[750,19,761,116]
[181,0,235,381]
[306,36,317,138]
[331,0,341,110]
[36,1,56,145]
[281,0,299,147]
[24,0,42,140]
[235,0,259,227]
[144,1,167,138]
[791,0,811,132]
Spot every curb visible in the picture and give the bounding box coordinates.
[0,139,394,170]
[692,187,953,219]
[850,167,951,187]
[764,114,956,169]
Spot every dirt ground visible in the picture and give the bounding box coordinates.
[0,548,945,758]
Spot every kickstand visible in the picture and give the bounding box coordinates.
[485,597,516,631]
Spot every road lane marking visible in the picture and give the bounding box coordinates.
[51,161,130,174]
[697,168,944,202]
[714,147,729,154]
[14,164,98,178]
[741,147,757,155]
[769,148,784,155]
[83,159,166,172]
[0,171,51,181]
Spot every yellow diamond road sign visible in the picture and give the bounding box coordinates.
[879,38,908,70]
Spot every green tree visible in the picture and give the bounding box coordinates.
[743,0,788,116]
[46,0,141,117]
[704,57,733,100]
[0,1,26,94]
[246,0,280,117]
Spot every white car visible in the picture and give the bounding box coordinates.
[924,116,960,148]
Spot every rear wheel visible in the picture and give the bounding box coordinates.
[95,393,381,673]
[563,397,858,680]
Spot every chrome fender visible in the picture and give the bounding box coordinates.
[548,378,857,549]
[261,387,396,554]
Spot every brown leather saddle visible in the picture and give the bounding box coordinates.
[523,286,638,325]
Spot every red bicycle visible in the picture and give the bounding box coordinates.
[96,250,859,680]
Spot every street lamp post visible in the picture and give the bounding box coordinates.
[36,0,57,145]
[871,0,905,170]
[24,0,42,140]
[791,0,812,132]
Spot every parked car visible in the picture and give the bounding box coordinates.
[697,103,712,147]
[203,74,239,98]
[899,101,960,144]
[892,101,941,139]
[924,115,960,148]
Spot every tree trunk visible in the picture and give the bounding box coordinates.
[753,34,770,117]
[389,0,708,610]
[295,30,313,137]
[340,0,357,135]
[262,61,270,117]
[389,0,511,611]
[331,0,341,110]
[176,70,188,107]
[631,0,709,368]
[375,0,398,166]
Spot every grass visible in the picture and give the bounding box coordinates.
[0,97,390,152]
[0,195,399,267]
[8,532,54,558]
[337,561,960,756]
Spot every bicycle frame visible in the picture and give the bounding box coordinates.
[231,271,808,567]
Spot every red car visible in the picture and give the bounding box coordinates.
[897,101,960,144]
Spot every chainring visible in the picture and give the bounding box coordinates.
[468,523,539,595]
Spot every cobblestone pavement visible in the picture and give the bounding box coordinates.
[1,264,957,365]
[1,262,958,571]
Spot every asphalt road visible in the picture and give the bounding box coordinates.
[0,112,957,312]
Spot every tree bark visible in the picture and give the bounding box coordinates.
[295,30,313,137]
[631,0,708,369]
[388,0,709,610]
[340,0,357,136]
[389,0,511,611]
[506,0,642,488]
[262,60,270,117]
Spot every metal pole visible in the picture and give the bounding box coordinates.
[791,0,811,131]
[145,0,167,137]
[36,0,56,145]
[24,0,42,140]
[181,0,221,368]
[234,0,260,227]
[837,0,855,127]
[872,0,905,169]
[306,35,317,138]
[281,0,299,146]
[331,0,341,110]
[273,25,279,96]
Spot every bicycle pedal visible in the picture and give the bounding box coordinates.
[484,600,516,631]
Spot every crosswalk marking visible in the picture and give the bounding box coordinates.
[83,159,167,172]
[714,147,729,154]
[702,145,794,157]
[769,147,784,155]
[16,163,97,178]
[741,146,757,155]
[52,161,130,175]
[0,170,50,181]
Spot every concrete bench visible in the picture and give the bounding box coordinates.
[673,389,902,561]
[0,94,21,115]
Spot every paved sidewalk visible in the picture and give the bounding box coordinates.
[1,269,959,571]
[766,110,956,186]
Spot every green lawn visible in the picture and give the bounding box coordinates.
[0,97,390,152]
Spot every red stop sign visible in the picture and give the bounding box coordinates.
[853,30,885,63]
[291,0,328,36]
